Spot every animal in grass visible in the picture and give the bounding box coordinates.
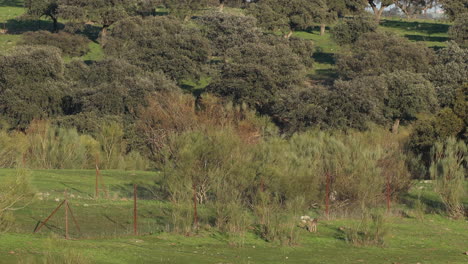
[300,215,318,233]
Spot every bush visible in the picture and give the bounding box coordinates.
[0,169,34,233]
[20,31,90,57]
[344,210,388,247]
[0,129,27,168]
[0,120,149,170]
[25,120,99,169]
[0,46,66,128]
[336,32,434,79]
[428,42,468,107]
[430,137,467,219]
[448,14,468,48]
[331,16,378,45]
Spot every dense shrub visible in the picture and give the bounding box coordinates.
[430,138,467,219]
[159,125,412,236]
[344,210,388,247]
[428,42,468,107]
[105,16,211,82]
[336,32,434,79]
[137,91,268,162]
[195,12,261,56]
[0,46,66,128]
[20,31,90,57]
[207,41,307,115]
[331,16,378,45]
[448,14,468,47]
[0,120,148,170]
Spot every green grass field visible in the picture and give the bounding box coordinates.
[0,169,467,264]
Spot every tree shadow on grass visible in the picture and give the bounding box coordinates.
[0,0,23,7]
[6,18,101,43]
[111,183,165,200]
[312,52,335,64]
[5,18,61,34]
[308,25,332,35]
[404,34,449,42]
[309,68,339,84]
[400,193,446,214]
[103,214,127,229]
[381,19,450,35]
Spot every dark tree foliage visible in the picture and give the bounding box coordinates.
[439,0,468,20]
[195,12,261,56]
[326,0,367,17]
[286,37,315,68]
[259,34,315,68]
[134,0,161,17]
[453,84,468,128]
[163,0,210,20]
[247,0,327,36]
[207,41,307,114]
[104,16,211,82]
[59,0,133,29]
[19,31,90,57]
[322,72,436,130]
[327,75,387,130]
[336,32,434,79]
[25,0,61,32]
[382,71,437,123]
[0,46,66,127]
[64,58,178,117]
[408,106,465,168]
[331,15,378,45]
[428,42,468,107]
[270,84,329,133]
[448,15,468,48]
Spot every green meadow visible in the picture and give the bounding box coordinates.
[0,169,467,264]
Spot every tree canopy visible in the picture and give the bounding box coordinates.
[104,16,211,82]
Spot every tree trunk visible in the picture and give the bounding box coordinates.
[376,9,384,23]
[369,1,386,23]
[100,25,109,46]
[133,183,138,235]
[386,172,391,213]
[392,119,400,134]
[52,17,58,33]
[320,24,326,36]
[325,172,330,219]
[192,183,198,230]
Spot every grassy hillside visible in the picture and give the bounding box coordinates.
[0,169,467,263]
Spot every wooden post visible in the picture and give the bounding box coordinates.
[95,160,100,199]
[386,173,391,213]
[34,200,65,233]
[133,183,138,236]
[65,190,69,240]
[325,172,330,219]
[192,183,198,229]
[100,169,108,198]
